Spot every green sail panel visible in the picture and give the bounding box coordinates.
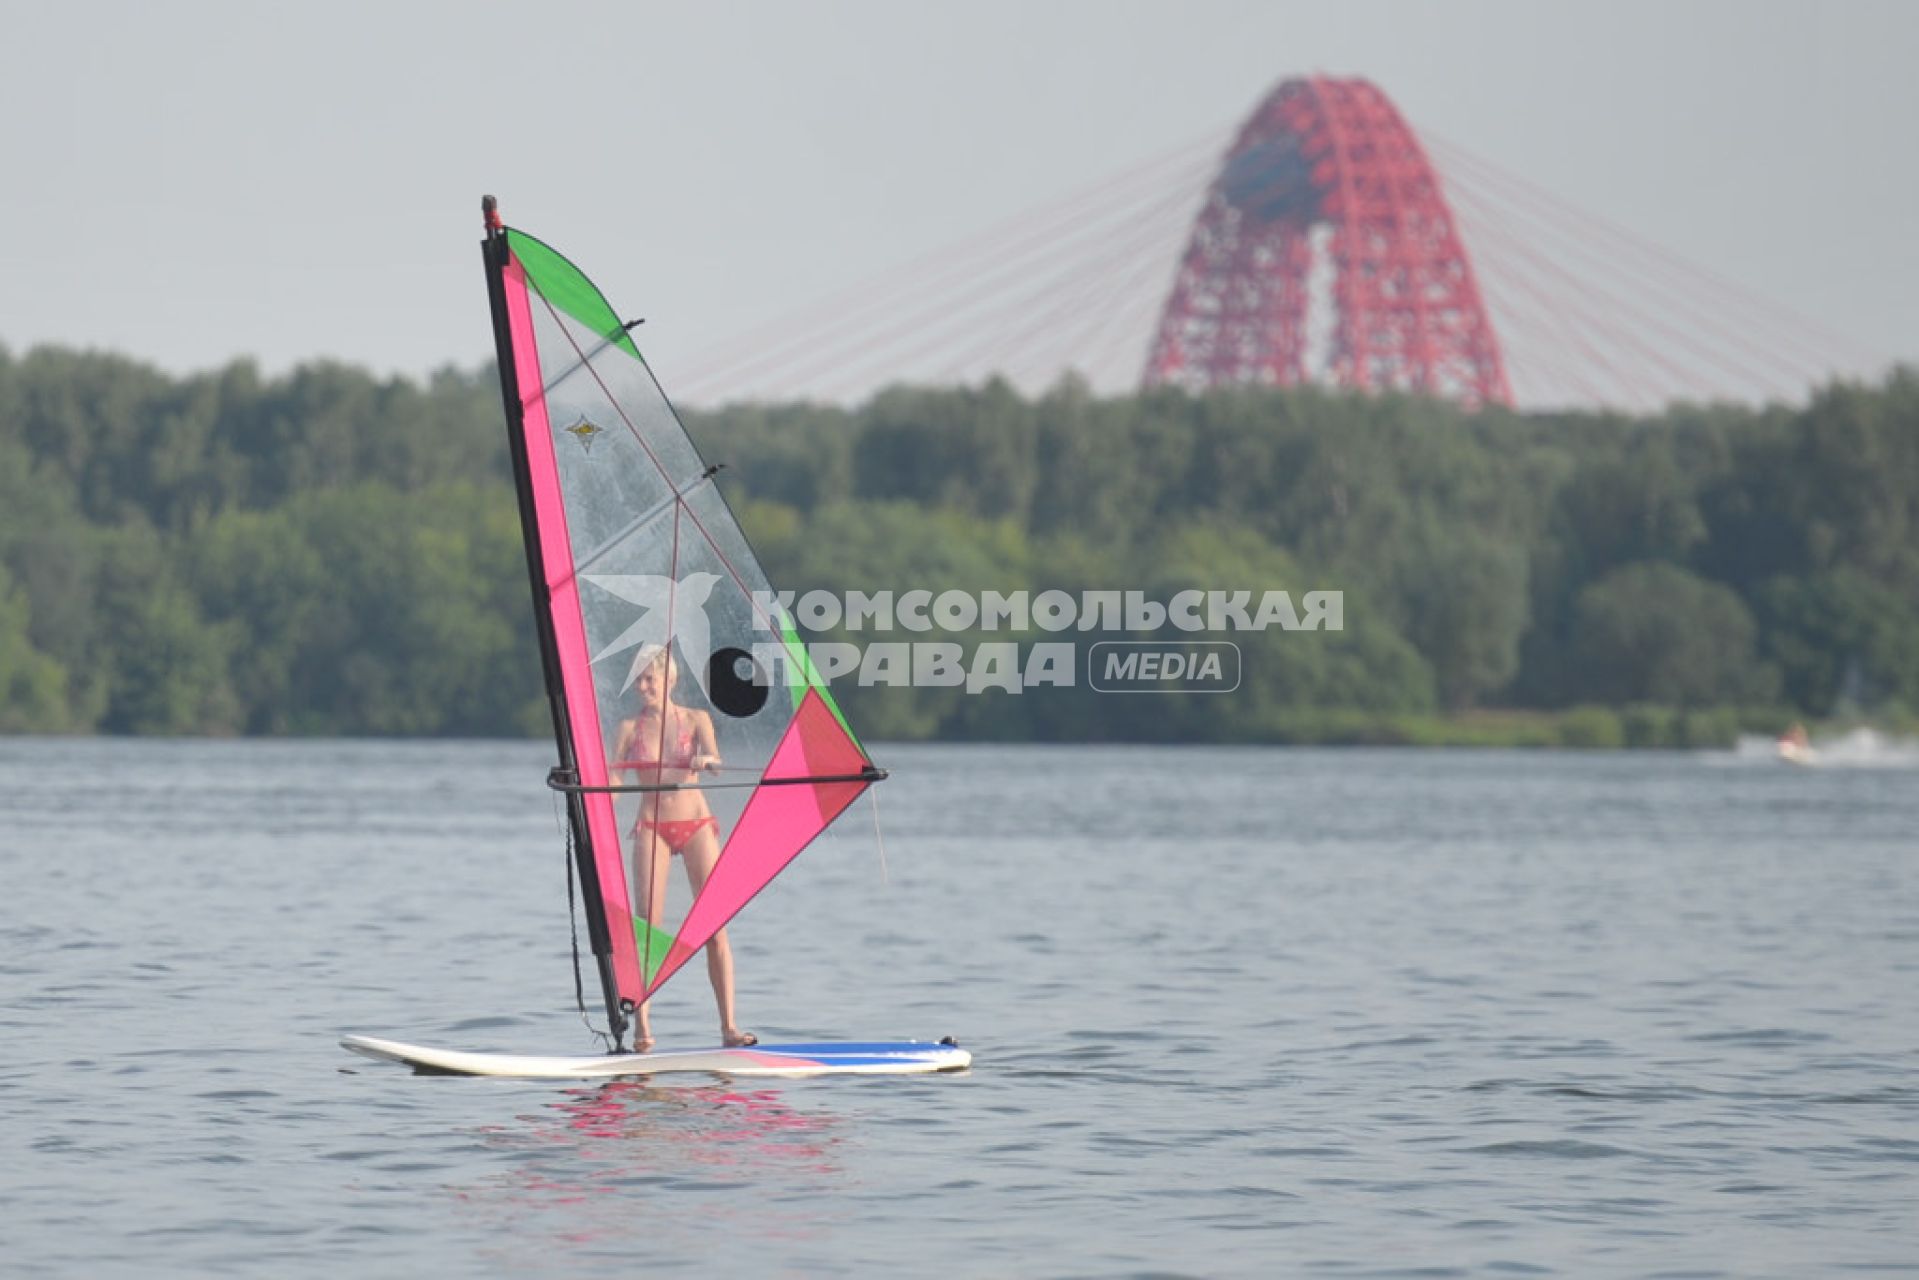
[505,229,642,362]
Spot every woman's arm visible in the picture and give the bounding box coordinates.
[610,719,634,777]
[690,711,722,774]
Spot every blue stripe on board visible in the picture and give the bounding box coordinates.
[749,1042,956,1057]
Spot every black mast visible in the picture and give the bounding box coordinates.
[479,195,629,1050]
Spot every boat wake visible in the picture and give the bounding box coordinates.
[1730,728,1919,769]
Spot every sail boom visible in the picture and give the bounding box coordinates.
[546,766,890,795]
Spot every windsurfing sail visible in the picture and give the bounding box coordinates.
[479,197,883,1049]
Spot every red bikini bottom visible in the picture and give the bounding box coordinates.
[636,815,718,854]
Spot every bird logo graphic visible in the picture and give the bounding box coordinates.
[582,571,724,700]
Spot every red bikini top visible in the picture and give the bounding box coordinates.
[618,714,697,772]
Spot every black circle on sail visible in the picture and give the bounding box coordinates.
[707,647,770,718]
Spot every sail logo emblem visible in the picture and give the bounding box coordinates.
[563,416,605,452]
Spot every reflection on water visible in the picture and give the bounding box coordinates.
[452,1081,847,1264]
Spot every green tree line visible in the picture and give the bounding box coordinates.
[1,341,1914,741]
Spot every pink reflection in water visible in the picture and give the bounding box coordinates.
[451,1079,849,1260]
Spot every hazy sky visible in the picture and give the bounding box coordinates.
[3,0,1913,397]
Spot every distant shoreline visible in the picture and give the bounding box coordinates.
[9,709,1908,751]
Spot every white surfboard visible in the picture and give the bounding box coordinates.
[341,1033,971,1079]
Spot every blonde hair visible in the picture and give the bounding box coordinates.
[625,643,678,695]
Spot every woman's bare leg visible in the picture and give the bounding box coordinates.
[631,830,671,1052]
[680,827,749,1044]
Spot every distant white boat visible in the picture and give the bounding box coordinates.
[1776,738,1817,767]
[1776,724,1815,767]
[1750,725,1919,770]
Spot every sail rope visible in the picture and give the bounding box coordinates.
[869,787,890,886]
[556,790,613,1052]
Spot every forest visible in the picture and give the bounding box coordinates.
[0,342,1914,745]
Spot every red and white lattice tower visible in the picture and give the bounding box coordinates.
[1144,77,1511,406]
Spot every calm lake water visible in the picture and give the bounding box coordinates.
[2,739,1916,1277]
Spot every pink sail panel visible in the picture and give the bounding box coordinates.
[648,690,871,994]
[501,254,643,1004]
